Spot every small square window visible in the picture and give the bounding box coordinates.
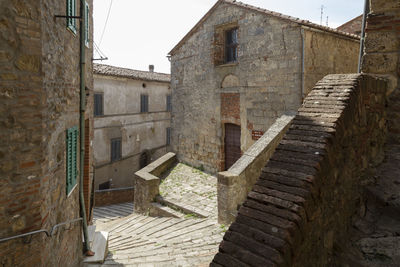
[94,93,103,116]
[110,138,122,162]
[140,94,149,113]
[225,28,238,63]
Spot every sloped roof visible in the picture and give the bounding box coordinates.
[337,15,363,35]
[169,0,360,56]
[93,63,170,83]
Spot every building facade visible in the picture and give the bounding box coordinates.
[337,15,363,35]
[169,0,360,173]
[0,0,94,266]
[93,64,171,190]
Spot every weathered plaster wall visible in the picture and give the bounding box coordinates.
[0,0,93,266]
[303,28,359,96]
[212,74,387,266]
[171,2,303,173]
[93,75,171,189]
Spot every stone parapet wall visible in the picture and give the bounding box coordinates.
[211,74,387,266]
[133,153,177,213]
[94,187,134,207]
[217,114,294,225]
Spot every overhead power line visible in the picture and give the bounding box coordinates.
[98,0,114,48]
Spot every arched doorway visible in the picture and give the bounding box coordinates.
[224,123,241,170]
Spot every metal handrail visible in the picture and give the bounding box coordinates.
[0,218,83,244]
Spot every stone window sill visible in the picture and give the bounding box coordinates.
[216,62,238,68]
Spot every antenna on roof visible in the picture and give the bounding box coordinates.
[320,5,324,25]
[326,16,329,26]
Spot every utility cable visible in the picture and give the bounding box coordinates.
[98,0,114,48]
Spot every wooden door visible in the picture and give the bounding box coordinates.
[225,123,241,170]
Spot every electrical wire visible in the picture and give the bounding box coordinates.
[98,0,114,48]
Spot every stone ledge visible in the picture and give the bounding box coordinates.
[133,152,177,213]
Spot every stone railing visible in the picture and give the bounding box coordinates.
[133,152,177,213]
[218,114,295,224]
[211,74,387,266]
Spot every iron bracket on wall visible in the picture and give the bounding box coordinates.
[54,15,82,20]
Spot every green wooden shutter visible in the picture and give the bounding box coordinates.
[67,0,77,33]
[66,126,78,195]
[85,1,89,46]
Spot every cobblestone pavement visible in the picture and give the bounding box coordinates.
[159,163,218,219]
[90,203,225,267]
[88,164,224,266]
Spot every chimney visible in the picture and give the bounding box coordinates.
[149,65,154,72]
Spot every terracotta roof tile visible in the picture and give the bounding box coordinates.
[93,63,170,83]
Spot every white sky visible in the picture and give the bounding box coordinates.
[93,0,364,74]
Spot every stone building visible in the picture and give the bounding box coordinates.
[93,64,171,193]
[169,0,360,173]
[0,0,94,266]
[337,15,363,35]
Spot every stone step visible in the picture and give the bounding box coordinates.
[156,195,209,218]
[149,202,185,218]
[84,231,109,263]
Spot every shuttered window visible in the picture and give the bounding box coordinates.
[111,138,122,162]
[66,126,78,195]
[85,1,89,46]
[166,127,171,145]
[166,95,172,111]
[67,0,77,33]
[140,94,149,113]
[94,93,103,116]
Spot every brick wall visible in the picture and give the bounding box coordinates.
[212,74,387,266]
[0,0,93,266]
[94,187,134,207]
[337,15,363,35]
[362,0,400,144]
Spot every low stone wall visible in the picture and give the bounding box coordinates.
[133,152,177,213]
[94,187,134,207]
[211,74,387,266]
[217,114,295,224]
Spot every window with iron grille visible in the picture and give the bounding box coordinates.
[66,0,77,33]
[140,94,149,113]
[110,138,122,162]
[94,93,103,116]
[225,28,238,63]
[66,126,78,195]
[166,95,172,111]
[166,127,171,145]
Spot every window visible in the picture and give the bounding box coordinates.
[140,94,149,113]
[166,95,172,112]
[66,126,78,195]
[66,0,77,33]
[110,138,122,162]
[85,1,89,47]
[94,93,103,116]
[225,28,238,63]
[166,127,171,145]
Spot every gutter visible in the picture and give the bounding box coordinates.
[79,0,92,255]
[358,0,369,73]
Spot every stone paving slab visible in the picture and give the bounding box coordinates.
[159,163,218,219]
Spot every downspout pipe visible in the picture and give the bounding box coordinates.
[301,28,305,101]
[79,0,92,254]
[358,0,369,73]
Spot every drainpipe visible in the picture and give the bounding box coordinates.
[358,0,369,73]
[79,0,92,254]
[301,28,305,100]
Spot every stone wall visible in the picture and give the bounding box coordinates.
[94,74,171,189]
[303,28,359,96]
[217,114,294,225]
[362,0,400,144]
[94,187,134,207]
[211,74,387,266]
[170,2,303,173]
[0,0,93,266]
